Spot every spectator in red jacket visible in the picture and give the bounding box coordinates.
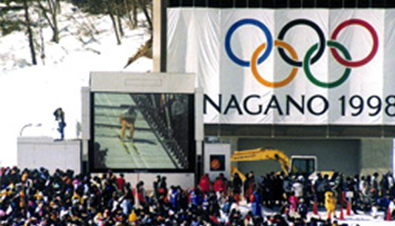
[116,173,126,191]
[198,173,212,194]
[213,175,224,193]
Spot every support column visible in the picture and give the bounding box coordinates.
[153,0,167,72]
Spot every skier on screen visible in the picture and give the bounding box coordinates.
[119,106,137,141]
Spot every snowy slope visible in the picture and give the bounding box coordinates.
[0,2,152,166]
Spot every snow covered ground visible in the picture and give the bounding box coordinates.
[0,2,152,166]
[303,209,394,226]
[236,202,395,226]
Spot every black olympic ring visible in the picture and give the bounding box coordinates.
[277,19,326,67]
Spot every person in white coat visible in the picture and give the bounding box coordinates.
[292,176,304,199]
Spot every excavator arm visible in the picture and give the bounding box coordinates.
[230,148,291,178]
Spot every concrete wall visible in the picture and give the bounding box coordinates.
[16,136,393,190]
[17,137,195,190]
[360,138,393,176]
[235,138,360,177]
[17,137,81,174]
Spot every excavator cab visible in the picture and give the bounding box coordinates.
[289,156,317,176]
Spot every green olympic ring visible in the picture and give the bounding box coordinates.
[303,40,352,88]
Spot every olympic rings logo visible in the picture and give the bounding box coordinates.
[225,18,379,88]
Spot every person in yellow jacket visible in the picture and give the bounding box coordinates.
[129,210,137,222]
[119,106,137,141]
[325,190,336,220]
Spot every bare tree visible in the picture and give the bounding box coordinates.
[39,17,45,64]
[123,0,152,68]
[37,0,60,43]
[131,1,138,28]
[116,7,124,37]
[23,0,37,65]
[124,0,138,28]
[137,0,152,30]
[106,0,121,45]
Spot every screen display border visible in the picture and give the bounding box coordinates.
[88,91,196,173]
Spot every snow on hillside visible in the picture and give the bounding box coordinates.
[0,2,152,166]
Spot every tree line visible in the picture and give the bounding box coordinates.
[0,0,152,65]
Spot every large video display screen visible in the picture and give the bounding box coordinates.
[89,92,195,172]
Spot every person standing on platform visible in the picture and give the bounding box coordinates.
[53,107,66,140]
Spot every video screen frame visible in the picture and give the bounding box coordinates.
[87,72,197,173]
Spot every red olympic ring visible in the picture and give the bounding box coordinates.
[330,19,379,68]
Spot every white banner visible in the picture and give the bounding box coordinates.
[167,9,395,125]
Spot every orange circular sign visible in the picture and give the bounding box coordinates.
[210,159,221,170]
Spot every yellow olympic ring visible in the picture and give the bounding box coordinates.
[251,40,299,88]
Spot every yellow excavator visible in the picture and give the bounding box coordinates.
[230,147,318,181]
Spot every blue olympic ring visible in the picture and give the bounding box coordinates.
[225,19,273,67]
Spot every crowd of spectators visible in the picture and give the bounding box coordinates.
[252,171,395,217]
[1,166,395,226]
